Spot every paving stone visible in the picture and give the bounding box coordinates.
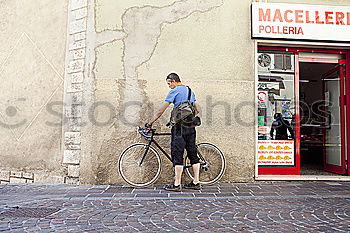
[69,18,87,34]
[87,193,115,197]
[67,165,80,178]
[22,172,34,180]
[63,150,81,164]
[70,0,87,10]
[0,171,10,181]
[74,32,86,42]
[232,192,253,196]
[9,177,26,184]
[167,193,193,198]
[10,171,23,178]
[135,194,168,198]
[193,193,216,197]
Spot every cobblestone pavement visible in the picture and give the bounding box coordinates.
[0,182,350,232]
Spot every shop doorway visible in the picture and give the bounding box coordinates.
[299,62,346,176]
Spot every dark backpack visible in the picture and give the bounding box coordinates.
[167,86,195,127]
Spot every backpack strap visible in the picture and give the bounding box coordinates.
[186,86,192,102]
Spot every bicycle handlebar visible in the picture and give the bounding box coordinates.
[137,126,171,139]
[137,127,153,139]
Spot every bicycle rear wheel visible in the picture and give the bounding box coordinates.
[185,143,225,185]
[118,143,161,187]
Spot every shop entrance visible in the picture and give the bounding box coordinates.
[299,62,346,176]
[257,47,350,178]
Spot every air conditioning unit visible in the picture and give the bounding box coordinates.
[257,53,294,74]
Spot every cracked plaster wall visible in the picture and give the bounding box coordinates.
[138,0,255,183]
[82,0,255,184]
[0,0,68,183]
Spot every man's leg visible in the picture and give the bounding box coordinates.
[183,128,201,189]
[191,163,200,184]
[168,126,185,190]
[174,165,183,186]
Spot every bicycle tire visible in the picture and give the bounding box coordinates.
[118,143,161,187]
[185,143,225,185]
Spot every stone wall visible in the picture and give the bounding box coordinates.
[0,170,67,184]
[61,0,90,185]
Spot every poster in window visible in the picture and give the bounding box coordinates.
[257,140,294,165]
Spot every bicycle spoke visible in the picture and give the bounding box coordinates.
[119,144,161,187]
[185,143,225,185]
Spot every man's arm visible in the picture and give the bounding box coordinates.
[147,102,171,126]
[194,103,200,115]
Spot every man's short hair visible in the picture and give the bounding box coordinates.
[166,73,181,82]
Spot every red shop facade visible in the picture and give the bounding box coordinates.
[252,2,350,179]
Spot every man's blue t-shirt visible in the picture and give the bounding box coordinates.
[165,85,196,108]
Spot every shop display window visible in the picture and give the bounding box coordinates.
[257,51,296,166]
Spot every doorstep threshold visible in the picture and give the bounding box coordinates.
[255,175,350,181]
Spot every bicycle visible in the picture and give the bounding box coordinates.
[118,127,226,187]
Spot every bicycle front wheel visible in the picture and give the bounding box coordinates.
[185,143,225,185]
[118,143,161,187]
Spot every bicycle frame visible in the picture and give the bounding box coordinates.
[139,130,205,169]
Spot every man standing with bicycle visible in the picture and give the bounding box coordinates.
[146,73,201,191]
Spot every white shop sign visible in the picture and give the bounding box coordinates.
[252,2,350,42]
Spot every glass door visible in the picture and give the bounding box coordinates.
[322,66,346,174]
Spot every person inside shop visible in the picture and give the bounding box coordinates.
[270,113,294,140]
